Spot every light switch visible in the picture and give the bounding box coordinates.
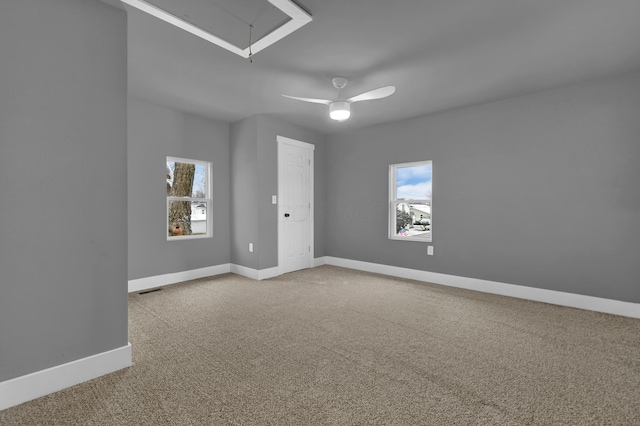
[272,195,277,204]
[427,245,434,256]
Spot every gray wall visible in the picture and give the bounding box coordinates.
[230,115,326,270]
[128,98,230,280]
[326,72,640,303]
[0,0,128,382]
[230,116,259,269]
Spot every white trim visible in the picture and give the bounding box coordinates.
[0,343,132,411]
[128,264,231,293]
[166,156,210,168]
[277,136,315,276]
[258,266,281,280]
[130,264,280,291]
[324,257,640,319]
[230,264,259,280]
[276,135,316,151]
[389,160,432,242]
[243,0,312,58]
[313,256,327,267]
[166,157,212,241]
[121,0,311,59]
[230,264,280,281]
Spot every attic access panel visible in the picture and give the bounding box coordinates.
[122,0,311,58]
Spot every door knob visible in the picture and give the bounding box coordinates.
[284,213,290,217]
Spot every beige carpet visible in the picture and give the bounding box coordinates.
[1,265,639,425]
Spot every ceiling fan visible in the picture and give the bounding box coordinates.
[282,77,396,122]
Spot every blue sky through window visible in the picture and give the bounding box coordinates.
[396,163,432,200]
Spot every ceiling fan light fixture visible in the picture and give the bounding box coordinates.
[282,78,395,123]
[329,101,351,121]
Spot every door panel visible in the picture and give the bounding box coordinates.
[278,137,313,274]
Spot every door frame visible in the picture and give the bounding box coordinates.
[277,135,315,276]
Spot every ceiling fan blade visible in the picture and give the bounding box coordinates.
[281,94,331,105]
[348,86,396,103]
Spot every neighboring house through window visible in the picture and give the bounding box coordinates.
[389,160,432,242]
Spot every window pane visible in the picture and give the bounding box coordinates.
[168,200,208,237]
[193,164,207,197]
[166,157,211,240]
[168,200,192,237]
[390,160,432,242]
[167,161,207,197]
[190,201,208,235]
[396,163,432,200]
[394,202,431,238]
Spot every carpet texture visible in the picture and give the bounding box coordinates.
[1,265,639,425]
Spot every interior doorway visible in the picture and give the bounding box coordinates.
[277,135,314,275]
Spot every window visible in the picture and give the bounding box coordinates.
[389,160,432,242]
[166,157,212,240]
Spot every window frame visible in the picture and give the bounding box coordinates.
[389,160,432,242]
[166,156,212,241]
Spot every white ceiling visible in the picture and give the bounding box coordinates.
[118,0,640,134]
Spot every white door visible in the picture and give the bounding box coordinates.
[278,136,314,275]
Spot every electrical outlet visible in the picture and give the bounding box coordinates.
[249,243,254,252]
[427,245,434,256]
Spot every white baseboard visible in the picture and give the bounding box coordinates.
[129,259,639,318]
[130,259,333,290]
[129,264,231,293]
[230,264,259,280]
[313,256,327,267]
[0,343,132,411]
[130,263,281,291]
[324,257,640,319]
[258,266,280,280]
[230,264,280,280]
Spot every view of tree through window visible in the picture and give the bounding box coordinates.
[166,157,211,239]
[389,161,432,241]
